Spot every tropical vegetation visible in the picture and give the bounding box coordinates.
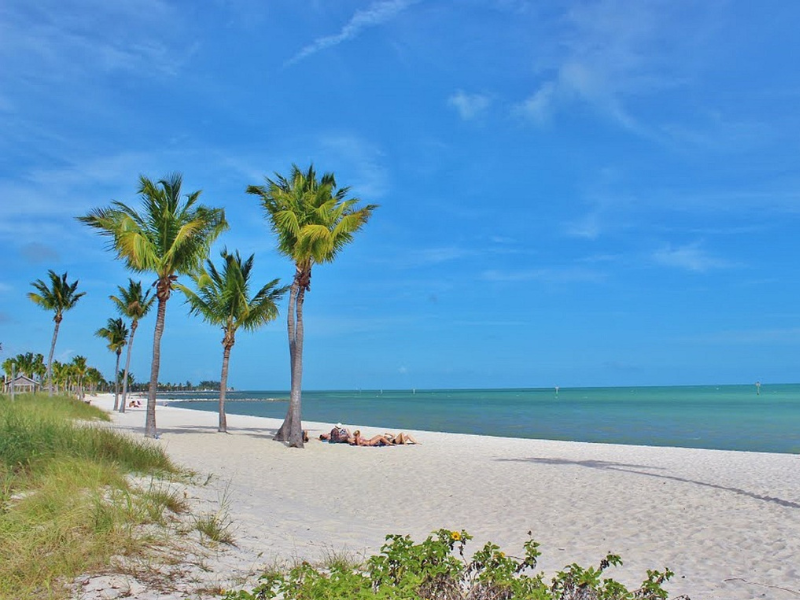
[178,249,286,432]
[95,317,129,411]
[224,528,689,600]
[27,271,86,396]
[79,172,228,437]
[246,164,377,447]
[109,279,155,413]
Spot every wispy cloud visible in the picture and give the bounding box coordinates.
[482,266,605,284]
[318,134,389,198]
[515,0,684,134]
[652,242,733,272]
[448,90,491,120]
[0,1,186,81]
[681,327,800,345]
[286,0,420,66]
[403,246,475,266]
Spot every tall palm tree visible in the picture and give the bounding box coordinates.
[178,249,286,432]
[28,271,86,395]
[95,317,129,411]
[246,164,376,447]
[79,173,227,437]
[110,279,155,413]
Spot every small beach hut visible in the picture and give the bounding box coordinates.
[3,374,40,394]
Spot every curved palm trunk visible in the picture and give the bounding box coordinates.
[275,271,305,446]
[146,294,168,438]
[113,350,122,411]
[218,334,234,433]
[46,316,61,397]
[119,320,138,414]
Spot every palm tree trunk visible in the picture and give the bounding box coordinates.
[287,285,306,448]
[120,321,138,414]
[275,272,301,443]
[113,350,122,411]
[219,338,233,433]
[146,295,167,438]
[46,317,61,397]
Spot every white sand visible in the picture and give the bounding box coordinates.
[77,394,800,599]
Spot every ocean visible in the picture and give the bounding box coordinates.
[161,384,800,454]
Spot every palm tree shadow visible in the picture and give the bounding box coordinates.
[151,424,281,440]
[499,457,800,509]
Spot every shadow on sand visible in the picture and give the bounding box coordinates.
[498,456,800,509]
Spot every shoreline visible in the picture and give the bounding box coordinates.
[87,393,800,599]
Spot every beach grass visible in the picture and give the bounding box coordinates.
[0,392,180,599]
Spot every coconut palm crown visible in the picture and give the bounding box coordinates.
[177,249,286,432]
[246,164,377,447]
[28,270,86,396]
[79,172,228,437]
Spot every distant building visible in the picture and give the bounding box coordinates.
[3,375,40,394]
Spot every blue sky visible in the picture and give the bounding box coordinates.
[1,0,799,391]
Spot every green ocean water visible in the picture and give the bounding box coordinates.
[164,384,800,454]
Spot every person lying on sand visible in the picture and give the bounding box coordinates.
[319,423,352,443]
[349,430,394,446]
[383,432,419,445]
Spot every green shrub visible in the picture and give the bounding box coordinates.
[225,529,690,600]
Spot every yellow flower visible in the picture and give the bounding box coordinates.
[451,531,461,541]
[498,552,505,558]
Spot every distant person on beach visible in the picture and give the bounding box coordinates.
[755,381,761,395]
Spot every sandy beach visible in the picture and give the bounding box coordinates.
[77,394,800,600]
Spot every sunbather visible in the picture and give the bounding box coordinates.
[383,432,419,445]
[319,423,352,443]
[349,430,394,446]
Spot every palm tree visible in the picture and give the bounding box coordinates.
[178,249,286,432]
[28,271,86,396]
[13,352,36,378]
[246,164,376,447]
[95,318,129,411]
[110,279,155,413]
[85,367,105,397]
[71,355,88,401]
[79,173,227,437]
[2,357,16,379]
[52,360,68,394]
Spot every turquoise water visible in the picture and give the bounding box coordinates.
[163,384,800,454]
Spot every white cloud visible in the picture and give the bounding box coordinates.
[516,0,682,134]
[447,90,491,120]
[286,0,421,66]
[652,242,732,272]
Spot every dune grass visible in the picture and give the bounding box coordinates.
[0,393,182,599]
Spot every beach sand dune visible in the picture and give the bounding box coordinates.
[79,395,800,600]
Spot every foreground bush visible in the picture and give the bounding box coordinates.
[226,529,690,600]
[0,393,180,599]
